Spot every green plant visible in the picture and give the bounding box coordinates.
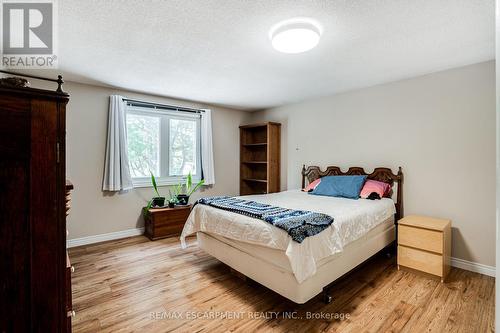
[168,189,179,204]
[144,172,203,213]
[176,172,205,196]
[151,172,161,198]
[145,172,163,211]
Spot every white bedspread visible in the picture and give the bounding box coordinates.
[180,190,395,283]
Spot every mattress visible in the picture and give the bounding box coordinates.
[181,190,396,283]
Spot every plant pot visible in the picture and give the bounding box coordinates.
[177,194,190,205]
[168,201,175,208]
[152,197,165,207]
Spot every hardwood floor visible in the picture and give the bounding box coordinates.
[69,236,495,333]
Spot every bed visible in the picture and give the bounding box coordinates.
[180,165,403,304]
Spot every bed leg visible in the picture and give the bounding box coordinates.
[385,242,396,258]
[322,289,333,304]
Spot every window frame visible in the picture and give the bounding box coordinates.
[125,105,202,188]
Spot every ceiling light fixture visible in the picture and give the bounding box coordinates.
[269,18,322,54]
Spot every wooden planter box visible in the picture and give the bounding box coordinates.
[144,205,192,240]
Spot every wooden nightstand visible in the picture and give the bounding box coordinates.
[144,205,192,240]
[397,215,451,282]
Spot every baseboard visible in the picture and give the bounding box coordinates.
[451,257,495,277]
[67,227,145,248]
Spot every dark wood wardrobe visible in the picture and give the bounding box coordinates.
[0,73,73,332]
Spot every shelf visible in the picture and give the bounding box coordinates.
[239,122,281,129]
[240,122,280,195]
[242,178,268,183]
[242,143,267,147]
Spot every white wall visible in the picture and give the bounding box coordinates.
[251,61,495,267]
[59,81,250,239]
[495,0,499,323]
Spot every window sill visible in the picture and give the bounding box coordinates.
[132,178,201,189]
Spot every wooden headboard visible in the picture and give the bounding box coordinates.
[301,165,404,220]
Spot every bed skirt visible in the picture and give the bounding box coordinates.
[196,219,395,304]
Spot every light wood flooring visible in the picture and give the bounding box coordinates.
[69,235,495,333]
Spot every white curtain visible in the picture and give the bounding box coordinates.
[200,109,215,185]
[102,95,133,191]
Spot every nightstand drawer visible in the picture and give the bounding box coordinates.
[398,245,443,276]
[398,225,443,254]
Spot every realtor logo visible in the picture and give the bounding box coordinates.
[1,0,58,68]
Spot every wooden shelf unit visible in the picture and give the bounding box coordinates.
[243,142,267,146]
[240,122,281,195]
[242,178,268,183]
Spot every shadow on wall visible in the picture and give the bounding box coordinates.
[281,118,288,191]
[451,227,473,262]
[100,188,151,228]
[136,214,144,229]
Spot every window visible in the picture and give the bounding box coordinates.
[125,106,201,186]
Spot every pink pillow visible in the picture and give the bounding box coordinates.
[360,180,391,199]
[302,178,321,192]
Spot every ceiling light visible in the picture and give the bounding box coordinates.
[269,18,322,54]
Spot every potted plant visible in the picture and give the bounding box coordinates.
[147,172,166,208]
[176,172,204,205]
[167,189,178,208]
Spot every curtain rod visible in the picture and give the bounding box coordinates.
[122,98,204,114]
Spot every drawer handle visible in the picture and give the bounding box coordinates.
[70,266,75,273]
[67,310,76,317]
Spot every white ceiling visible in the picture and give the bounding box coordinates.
[27,0,495,110]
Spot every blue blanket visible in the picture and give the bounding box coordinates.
[196,196,334,243]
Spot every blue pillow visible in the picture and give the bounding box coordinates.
[311,175,367,199]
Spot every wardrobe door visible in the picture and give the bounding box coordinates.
[0,94,32,332]
[30,98,65,332]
